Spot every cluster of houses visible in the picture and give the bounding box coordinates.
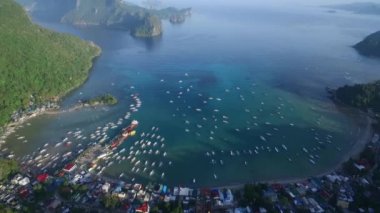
[0,133,378,212]
[10,101,59,123]
[230,134,380,213]
[0,173,34,210]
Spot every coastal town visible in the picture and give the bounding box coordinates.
[2,0,380,212]
[0,87,379,212]
[0,128,379,212]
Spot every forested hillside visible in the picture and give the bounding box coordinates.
[0,0,101,126]
[335,81,380,112]
[354,31,380,58]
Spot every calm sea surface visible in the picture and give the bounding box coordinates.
[5,3,380,187]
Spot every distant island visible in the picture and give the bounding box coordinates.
[324,2,380,16]
[354,31,380,58]
[0,0,100,127]
[332,31,380,112]
[80,94,118,107]
[18,0,192,37]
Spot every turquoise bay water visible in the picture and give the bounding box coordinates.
[5,4,380,187]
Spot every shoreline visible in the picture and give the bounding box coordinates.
[3,102,374,191]
[97,110,374,191]
[212,111,374,190]
[1,97,374,191]
[0,100,115,144]
[0,68,375,191]
[0,41,101,145]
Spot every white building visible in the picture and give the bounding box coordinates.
[11,174,23,185]
[102,182,111,193]
[18,177,30,186]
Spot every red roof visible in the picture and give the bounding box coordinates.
[18,188,29,198]
[64,163,75,171]
[37,173,49,183]
[136,202,149,213]
[58,171,65,177]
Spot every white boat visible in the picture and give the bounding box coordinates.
[282,144,288,151]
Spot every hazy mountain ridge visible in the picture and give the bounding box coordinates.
[17,0,191,37]
[325,2,380,15]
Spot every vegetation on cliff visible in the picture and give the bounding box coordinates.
[81,94,118,106]
[132,15,162,37]
[18,0,191,37]
[60,0,163,37]
[0,0,101,126]
[334,81,380,112]
[152,7,191,24]
[354,31,380,58]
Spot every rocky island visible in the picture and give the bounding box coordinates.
[154,7,192,24]
[80,94,118,107]
[19,0,192,38]
[354,31,380,58]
